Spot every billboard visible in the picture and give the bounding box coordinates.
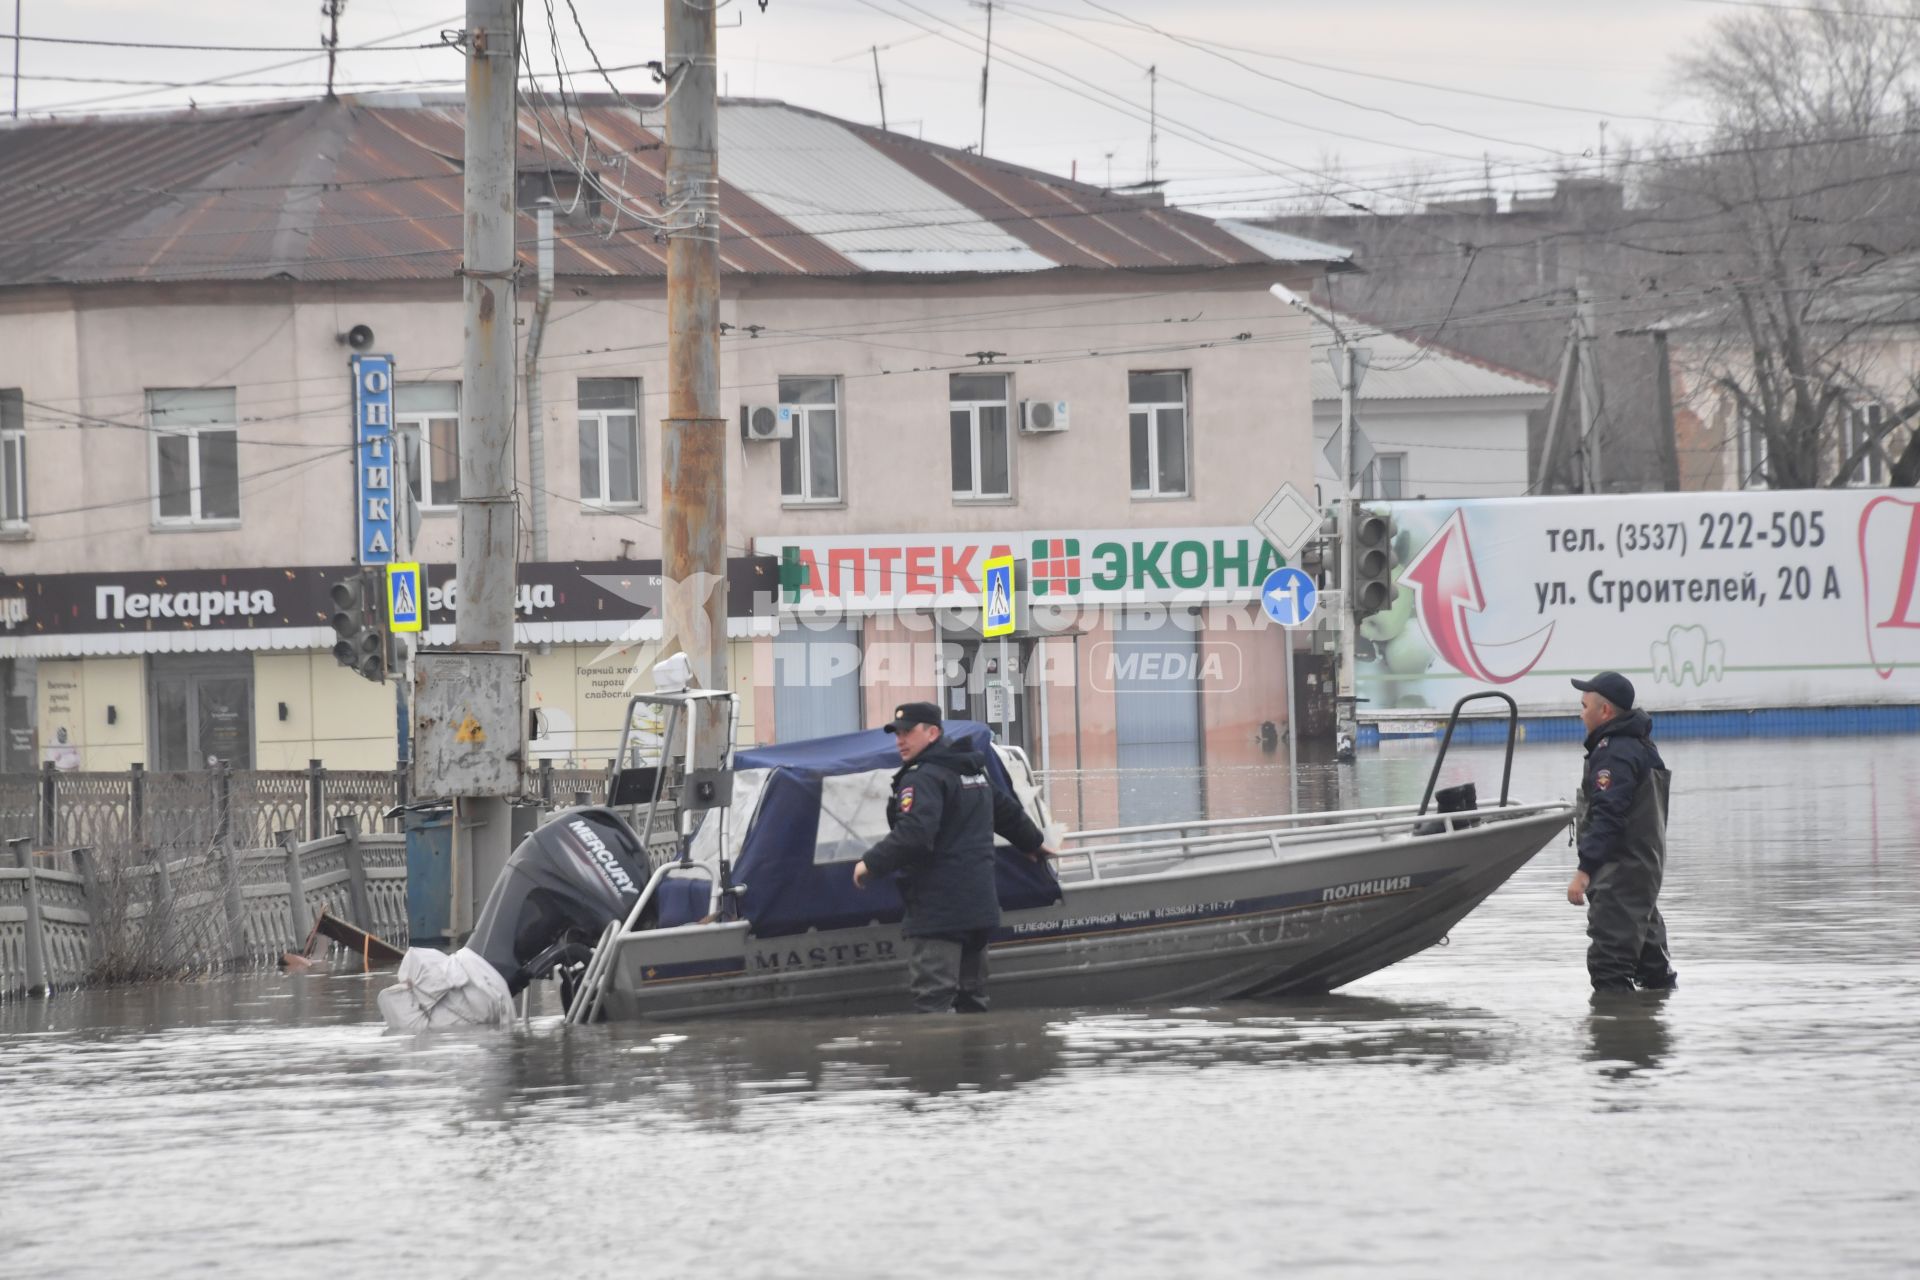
[1355,490,1920,718]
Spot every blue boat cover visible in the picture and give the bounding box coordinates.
[731,721,1060,937]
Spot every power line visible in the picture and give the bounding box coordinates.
[18,14,460,115]
[990,0,1707,127]
[0,32,451,52]
[1678,0,1920,19]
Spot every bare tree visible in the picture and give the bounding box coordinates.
[1655,0,1920,488]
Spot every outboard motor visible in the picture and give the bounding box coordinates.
[380,807,652,1031]
[468,806,653,994]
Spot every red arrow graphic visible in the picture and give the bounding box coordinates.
[1401,509,1554,685]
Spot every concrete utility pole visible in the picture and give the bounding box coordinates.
[525,197,555,560]
[456,0,519,921]
[1337,344,1359,736]
[1575,277,1603,493]
[662,0,728,693]
[1650,327,1681,492]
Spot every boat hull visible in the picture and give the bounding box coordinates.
[596,807,1570,1022]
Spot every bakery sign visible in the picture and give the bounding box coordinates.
[0,559,776,637]
[759,528,1286,610]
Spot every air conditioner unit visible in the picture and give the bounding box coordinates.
[1021,399,1070,433]
[740,403,795,442]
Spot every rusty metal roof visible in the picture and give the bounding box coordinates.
[0,94,1347,286]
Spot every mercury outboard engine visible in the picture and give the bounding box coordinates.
[379,807,655,1032]
[468,806,654,995]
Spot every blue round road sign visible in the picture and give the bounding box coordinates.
[1261,566,1318,627]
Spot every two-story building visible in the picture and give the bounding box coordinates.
[0,94,1347,826]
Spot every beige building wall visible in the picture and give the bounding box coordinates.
[0,267,1315,574]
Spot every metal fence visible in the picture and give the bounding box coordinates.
[18,761,407,866]
[1,822,411,997]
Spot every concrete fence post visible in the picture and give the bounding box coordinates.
[130,763,146,853]
[336,814,371,928]
[219,769,247,964]
[38,760,55,847]
[279,829,311,944]
[9,837,48,997]
[306,759,325,841]
[70,846,102,959]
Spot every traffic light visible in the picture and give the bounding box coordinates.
[1352,508,1394,620]
[328,569,389,683]
[1300,509,1340,588]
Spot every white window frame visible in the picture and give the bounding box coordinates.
[0,390,24,532]
[1129,370,1191,499]
[1844,403,1888,487]
[148,388,240,529]
[579,378,645,510]
[779,376,843,506]
[1736,406,1769,489]
[949,374,1013,502]
[395,384,462,513]
[1362,452,1406,501]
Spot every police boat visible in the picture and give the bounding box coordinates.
[379,687,1572,1029]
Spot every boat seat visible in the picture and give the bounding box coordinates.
[654,875,713,928]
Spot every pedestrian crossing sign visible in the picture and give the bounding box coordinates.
[983,555,1016,637]
[386,562,424,633]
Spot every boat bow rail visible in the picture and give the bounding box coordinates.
[1056,801,1571,884]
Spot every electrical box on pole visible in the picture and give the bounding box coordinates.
[411,650,527,800]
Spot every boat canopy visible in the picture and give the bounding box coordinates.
[690,721,1062,937]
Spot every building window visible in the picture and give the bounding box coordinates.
[579,377,643,508]
[0,389,24,531]
[1846,404,1889,487]
[149,387,239,526]
[1362,452,1406,500]
[778,376,840,504]
[396,382,461,511]
[1129,370,1189,498]
[1736,407,1769,488]
[949,373,1012,500]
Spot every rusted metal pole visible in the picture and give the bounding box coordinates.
[662,0,729,693]
[457,0,520,925]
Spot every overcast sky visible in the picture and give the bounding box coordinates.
[7,0,1730,213]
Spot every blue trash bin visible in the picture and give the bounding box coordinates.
[404,807,454,947]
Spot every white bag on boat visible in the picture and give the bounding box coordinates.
[377,946,514,1031]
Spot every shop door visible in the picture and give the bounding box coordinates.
[150,655,254,770]
[946,638,1030,753]
[1111,610,1203,828]
[772,620,863,742]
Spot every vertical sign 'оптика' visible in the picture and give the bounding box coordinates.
[352,353,395,565]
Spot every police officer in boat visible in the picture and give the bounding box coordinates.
[853,702,1054,1013]
[1566,672,1679,994]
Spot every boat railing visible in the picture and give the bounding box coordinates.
[1059,799,1571,883]
[565,859,714,1026]
[1063,803,1424,843]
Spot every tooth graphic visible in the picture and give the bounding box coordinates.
[1649,637,1677,684]
[1659,624,1720,686]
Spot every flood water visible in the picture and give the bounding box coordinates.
[4,736,1919,1277]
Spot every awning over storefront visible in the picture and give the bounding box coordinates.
[0,558,778,658]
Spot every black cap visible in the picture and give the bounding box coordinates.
[1571,671,1635,711]
[882,701,942,733]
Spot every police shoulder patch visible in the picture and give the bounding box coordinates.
[1595,769,1612,790]
[899,785,915,813]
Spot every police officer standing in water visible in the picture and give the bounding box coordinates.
[853,702,1054,1013]
[1566,672,1679,993]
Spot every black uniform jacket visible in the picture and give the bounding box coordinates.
[861,737,1046,937]
[1576,708,1671,878]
